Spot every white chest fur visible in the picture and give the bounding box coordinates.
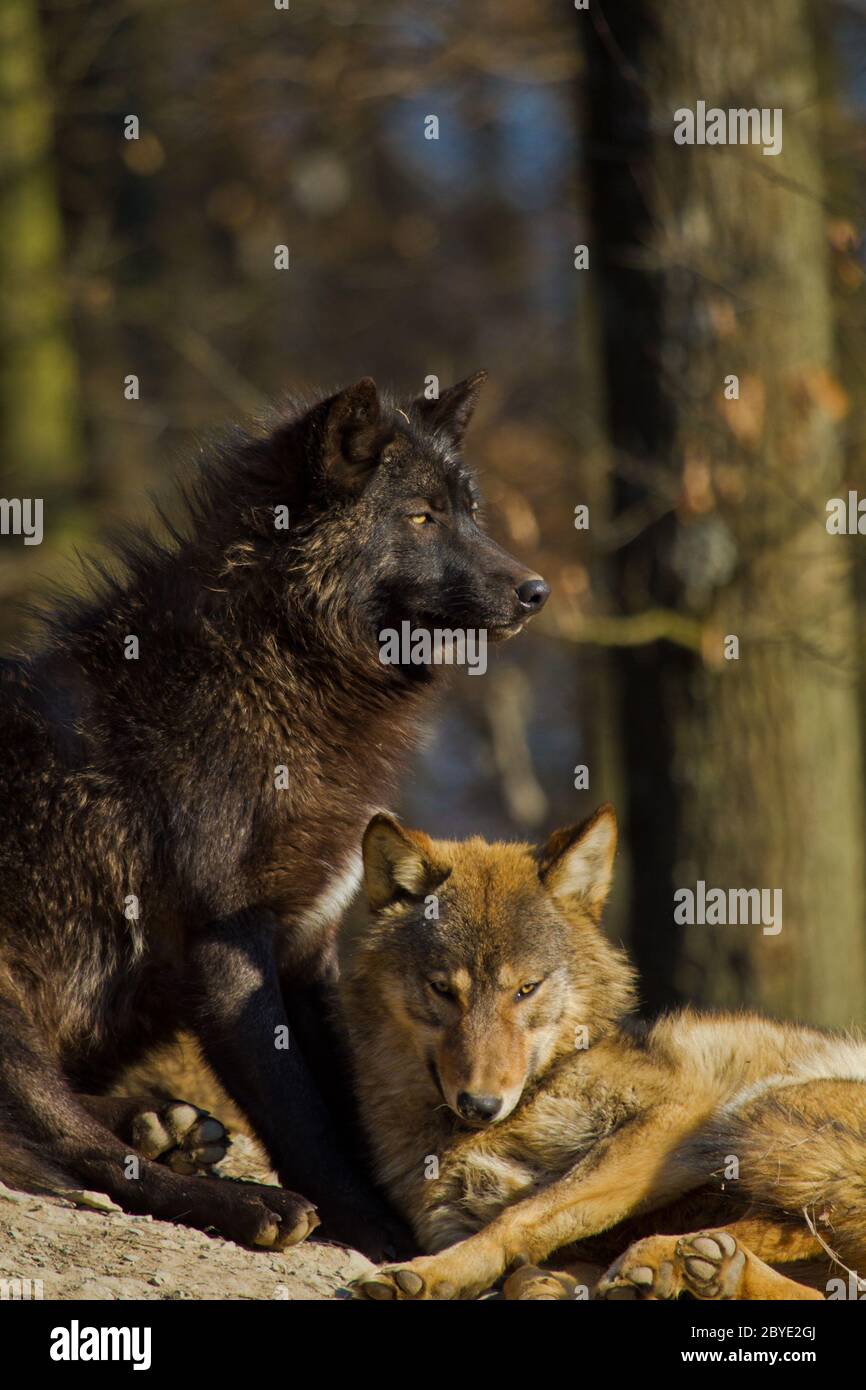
[297,850,363,942]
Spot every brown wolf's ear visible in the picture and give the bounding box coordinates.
[414,371,487,447]
[538,804,617,919]
[321,378,387,492]
[362,813,449,911]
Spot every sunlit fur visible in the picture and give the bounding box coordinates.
[342,806,866,1295]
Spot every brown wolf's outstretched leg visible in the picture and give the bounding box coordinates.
[354,1102,702,1299]
[596,1227,825,1301]
[76,1094,230,1175]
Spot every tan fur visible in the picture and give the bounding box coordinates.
[345,806,866,1300]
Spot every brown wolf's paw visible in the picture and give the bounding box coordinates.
[503,1265,578,1300]
[596,1230,745,1301]
[673,1231,745,1299]
[131,1100,230,1175]
[595,1236,680,1300]
[352,1256,461,1301]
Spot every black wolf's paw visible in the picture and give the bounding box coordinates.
[131,1100,230,1175]
[190,1179,320,1251]
[224,1184,320,1251]
[596,1230,745,1301]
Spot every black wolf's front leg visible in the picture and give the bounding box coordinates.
[187,908,410,1259]
[0,995,316,1250]
[278,963,375,1165]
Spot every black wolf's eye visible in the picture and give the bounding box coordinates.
[408,513,433,527]
[515,981,540,1001]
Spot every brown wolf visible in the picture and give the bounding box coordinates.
[0,373,547,1259]
[344,805,866,1299]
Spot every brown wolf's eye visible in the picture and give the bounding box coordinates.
[515,981,540,1000]
[429,979,453,998]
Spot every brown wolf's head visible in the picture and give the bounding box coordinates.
[344,805,635,1129]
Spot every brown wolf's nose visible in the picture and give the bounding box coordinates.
[515,576,550,614]
[457,1092,502,1123]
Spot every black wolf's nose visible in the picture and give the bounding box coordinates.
[457,1092,503,1122]
[515,576,550,614]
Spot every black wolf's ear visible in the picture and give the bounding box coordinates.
[538,804,617,919]
[414,370,487,447]
[321,378,387,493]
[362,813,449,911]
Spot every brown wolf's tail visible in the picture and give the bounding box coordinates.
[719,1079,866,1271]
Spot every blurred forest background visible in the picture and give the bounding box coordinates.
[3,0,866,1027]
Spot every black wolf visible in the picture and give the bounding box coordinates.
[0,374,547,1257]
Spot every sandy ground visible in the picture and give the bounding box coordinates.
[0,1136,375,1302]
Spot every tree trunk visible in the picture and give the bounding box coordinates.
[0,0,79,489]
[583,0,866,1024]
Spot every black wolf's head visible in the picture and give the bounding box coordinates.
[303,373,549,648]
[205,374,548,662]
